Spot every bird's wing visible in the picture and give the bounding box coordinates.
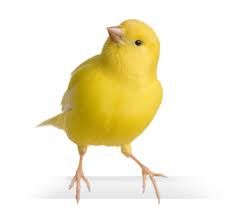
[61,55,100,112]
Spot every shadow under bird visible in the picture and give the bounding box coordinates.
[38,19,165,204]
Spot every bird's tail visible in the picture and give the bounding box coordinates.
[37,113,65,130]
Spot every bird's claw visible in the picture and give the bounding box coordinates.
[141,166,166,204]
[69,169,91,204]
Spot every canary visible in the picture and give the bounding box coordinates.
[38,19,165,203]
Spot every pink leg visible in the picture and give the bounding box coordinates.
[69,147,90,204]
[122,145,166,204]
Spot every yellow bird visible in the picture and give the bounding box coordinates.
[39,19,165,203]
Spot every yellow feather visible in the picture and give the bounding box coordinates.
[37,113,64,130]
[39,19,163,154]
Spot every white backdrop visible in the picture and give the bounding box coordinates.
[0,0,235,214]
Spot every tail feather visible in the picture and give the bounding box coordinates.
[37,113,64,130]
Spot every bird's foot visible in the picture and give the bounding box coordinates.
[141,166,166,204]
[69,168,90,204]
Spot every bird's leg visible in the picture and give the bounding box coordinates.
[121,144,166,204]
[69,146,90,204]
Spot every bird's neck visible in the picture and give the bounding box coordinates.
[100,54,158,86]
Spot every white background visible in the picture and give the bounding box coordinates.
[0,0,235,214]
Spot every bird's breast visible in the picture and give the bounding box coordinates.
[64,72,163,146]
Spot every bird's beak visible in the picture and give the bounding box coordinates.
[107,26,123,43]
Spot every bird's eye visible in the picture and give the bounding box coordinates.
[135,40,143,46]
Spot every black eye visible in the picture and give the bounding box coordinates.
[135,40,143,46]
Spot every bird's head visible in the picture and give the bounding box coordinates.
[101,19,160,80]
